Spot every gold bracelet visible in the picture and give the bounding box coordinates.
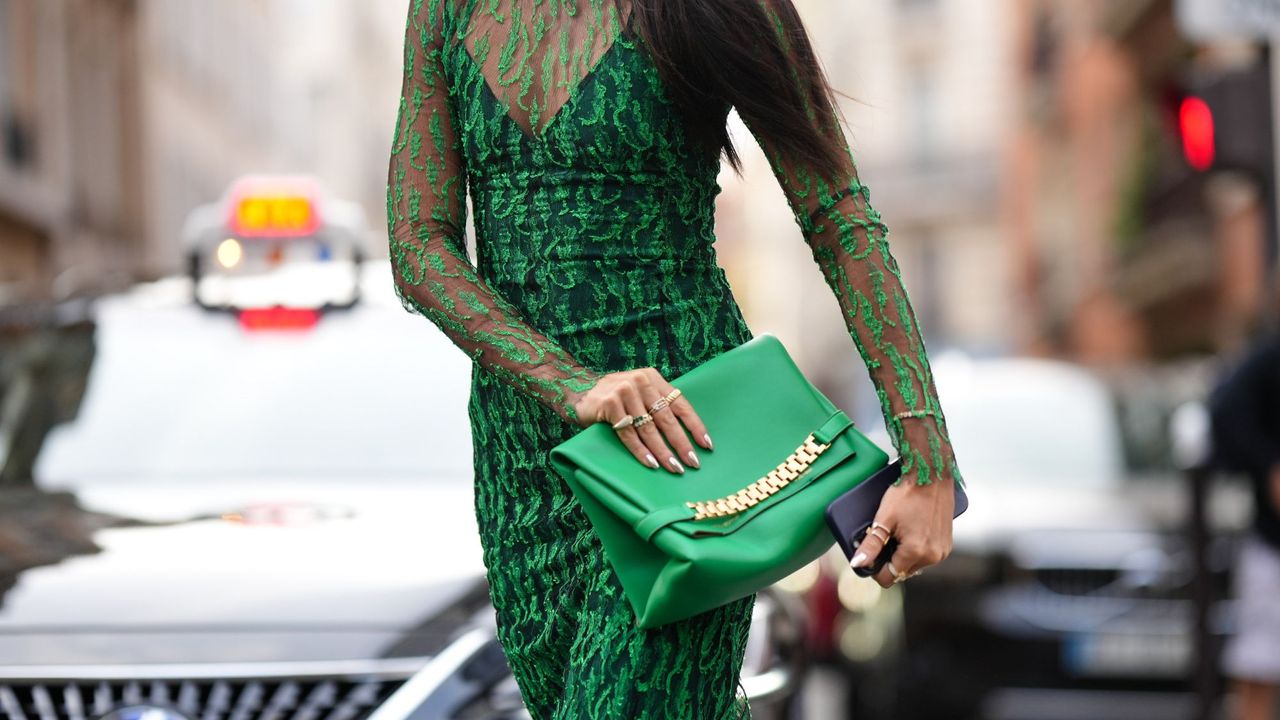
[893,409,939,421]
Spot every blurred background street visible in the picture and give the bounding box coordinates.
[2,0,1280,719]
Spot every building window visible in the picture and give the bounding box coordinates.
[0,0,34,171]
[0,0,10,106]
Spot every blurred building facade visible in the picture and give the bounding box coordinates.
[715,0,1275,384]
[270,0,409,232]
[716,0,1016,397]
[138,0,282,279]
[0,0,146,303]
[1008,0,1275,362]
[7,0,1273,368]
[142,0,409,275]
[0,0,407,302]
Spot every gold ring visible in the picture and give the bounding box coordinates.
[871,521,892,535]
[648,387,683,415]
[610,415,634,430]
[886,561,910,584]
[632,413,653,428]
[865,526,891,544]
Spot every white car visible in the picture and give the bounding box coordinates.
[2,266,804,720]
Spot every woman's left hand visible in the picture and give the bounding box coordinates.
[850,470,956,588]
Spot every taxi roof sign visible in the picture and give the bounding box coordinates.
[226,175,322,238]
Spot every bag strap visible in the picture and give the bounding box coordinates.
[635,409,854,541]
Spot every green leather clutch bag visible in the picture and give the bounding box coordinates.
[549,333,891,629]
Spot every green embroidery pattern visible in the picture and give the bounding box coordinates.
[387,0,962,717]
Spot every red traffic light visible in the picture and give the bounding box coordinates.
[1179,96,1215,171]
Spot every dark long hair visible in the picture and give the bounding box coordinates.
[630,0,848,182]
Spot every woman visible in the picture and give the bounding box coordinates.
[386,0,964,716]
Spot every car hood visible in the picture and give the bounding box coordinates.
[0,479,487,666]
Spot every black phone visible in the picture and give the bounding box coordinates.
[823,459,969,578]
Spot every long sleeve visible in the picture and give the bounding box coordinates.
[738,1,963,489]
[386,0,602,425]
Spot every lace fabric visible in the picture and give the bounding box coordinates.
[463,0,634,138]
[386,0,963,486]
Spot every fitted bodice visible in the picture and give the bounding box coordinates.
[441,23,743,367]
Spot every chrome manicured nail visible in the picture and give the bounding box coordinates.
[686,450,700,468]
[645,453,659,469]
[703,433,714,450]
[668,456,684,473]
[851,552,868,568]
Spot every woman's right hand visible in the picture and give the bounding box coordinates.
[571,368,713,475]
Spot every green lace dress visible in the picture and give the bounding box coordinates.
[386,0,963,717]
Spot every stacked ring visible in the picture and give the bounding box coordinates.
[633,413,653,428]
[887,561,909,584]
[647,387,683,415]
[866,521,892,545]
[885,562,924,584]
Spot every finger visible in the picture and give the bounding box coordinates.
[606,397,659,470]
[874,557,905,589]
[617,427,661,470]
[665,385,712,450]
[875,535,922,587]
[850,524,888,572]
[641,375,700,470]
[622,383,681,475]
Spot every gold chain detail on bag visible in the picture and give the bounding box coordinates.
[686,433,832,520]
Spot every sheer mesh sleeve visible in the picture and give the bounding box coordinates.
[739,0,964,489]
[386,0,603,425]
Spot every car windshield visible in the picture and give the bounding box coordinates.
[929,355,1125,488]
[35,267,473,484]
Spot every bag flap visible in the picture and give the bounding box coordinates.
[550,333,864,536]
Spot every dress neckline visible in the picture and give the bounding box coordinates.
[460,0,640,142]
